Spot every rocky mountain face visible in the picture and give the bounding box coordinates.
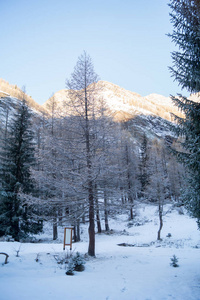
[1,78,199,122]
[0,79,45,114]
[43,81,185,122]
[1,79,199,142]
[41,80,186,142]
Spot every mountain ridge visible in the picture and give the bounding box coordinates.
[43,80,185,122]
[1,78,199,122]
[0,78,46,114]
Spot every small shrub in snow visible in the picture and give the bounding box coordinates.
[54,251,72,265]
[170,255,179,267]
[127,221,134,228]
[65,252,85,275]
[72,252,85,272]
[66,260,75,276]
[166,233,172,238]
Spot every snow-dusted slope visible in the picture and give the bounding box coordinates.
[43,81,187,122]
[41,81,181,141]
[0,79,45,114]
[0,203,199,300]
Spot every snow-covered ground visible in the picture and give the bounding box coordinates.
[0,203,199,300]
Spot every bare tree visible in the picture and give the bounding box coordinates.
[117,121,140,219]
[65,51,99,256]
[147,139,168,240]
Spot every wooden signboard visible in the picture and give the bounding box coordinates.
[63,227,73,250]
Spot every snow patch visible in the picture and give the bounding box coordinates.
[0,203,199,300]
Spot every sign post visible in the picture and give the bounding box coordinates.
[63,227,73,250]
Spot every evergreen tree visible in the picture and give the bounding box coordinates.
[138,133,150,197]
[168,0,200,226]
[168,0,200,92]
[0,96,41,240]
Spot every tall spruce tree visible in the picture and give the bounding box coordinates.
[0,95,41,240]
[168,0,200,226]
[138,133,150,197]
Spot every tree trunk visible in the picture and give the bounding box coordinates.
[96,200,102,233]
[84,88,95,257]
[120,187,125,205]
[73,220,81,242]
[12,195,20,241]
[104,189,109,231]
[125,143,134,220]
[94,183,101,233]
[53,215,58,240]
[88,182,95,256]
[76,221,80,242]
[73,223,77,242]
[157,202,163,240]
[81,204,85,224]
[130,206,133,220]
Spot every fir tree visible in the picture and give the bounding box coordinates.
[138,133,150,196]
[170,255,179,267]
[72,252,85,271]
[168,0,200,226]
[168,0,200,92]
[0,96,41,240]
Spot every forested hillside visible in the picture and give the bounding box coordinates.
[0,75,187,248]
[0,49,199,255]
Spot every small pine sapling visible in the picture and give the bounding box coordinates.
[170,255,179,267]
[65,259,75,276]
[72,252,85,272]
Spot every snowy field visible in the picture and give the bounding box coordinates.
[0,203,200,300]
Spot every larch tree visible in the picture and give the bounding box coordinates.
[119,121,139,220]
[147,139,168,240]
[95,106,118,232]
[38,97,71,240]
[65,51,99,256]
[168,0,200,226]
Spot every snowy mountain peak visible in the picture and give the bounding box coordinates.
[43,80,185,122]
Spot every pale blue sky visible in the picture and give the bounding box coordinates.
[1,0,188,104]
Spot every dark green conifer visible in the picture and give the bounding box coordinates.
[0,96,42,239]
[168,0,200,226]
[138,133,150,196]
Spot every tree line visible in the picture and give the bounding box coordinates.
[0,54,185,256]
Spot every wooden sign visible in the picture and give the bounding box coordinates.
[63,227,73,250]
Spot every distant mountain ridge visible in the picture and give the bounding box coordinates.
[1,79,199,146]
[43,80,188,122]
[1,78,199,122]
[0,78,45,114]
